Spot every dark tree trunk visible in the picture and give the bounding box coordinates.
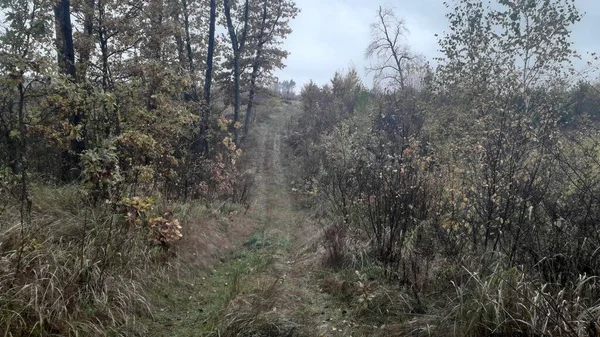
[224,0,249,145]
[181,0,195,82]
[203,0,216,107]
[54,0,76,79]
[1,99,18,173]
[178,0,199,103]
[171,2,186,71]
[96,0,120,136]
[244,1,269,140]
[98,0,110,89]
[55,0,85,181]
[148,0,164,61]
[232,53,241,127]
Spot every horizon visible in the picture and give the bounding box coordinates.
[275,0,600,89]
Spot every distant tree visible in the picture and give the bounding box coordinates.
[270,81,281,94]
[280,79,296,99]
[288,79,296,98]
[566,80,600,122]
[243,0,298,138]
[365,6,423,90]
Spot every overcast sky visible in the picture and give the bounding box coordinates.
[275,0,600,89]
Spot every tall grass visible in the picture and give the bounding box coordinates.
[0,185,154,336]
[406,260,600,337]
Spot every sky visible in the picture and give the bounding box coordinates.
[274,0,600,90]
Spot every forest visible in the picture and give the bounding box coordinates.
[1,0,600,336]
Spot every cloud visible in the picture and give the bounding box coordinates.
[275,0,600,89]
[276,0,372,87]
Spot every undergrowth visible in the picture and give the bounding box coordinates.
[0,185,157,336]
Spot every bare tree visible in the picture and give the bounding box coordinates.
[365,6,422,90]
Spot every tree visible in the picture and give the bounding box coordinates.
[55,0,87,181]
[280,79,296,99]
[198,0,216,154]
[203,0,217,106]
[243,0,298,138]
[55,0,77,79]
[365,6,423,91]
[223,0,250,143]
[436,0,581,258]
[0,0,53,173]
[73,0,95,80]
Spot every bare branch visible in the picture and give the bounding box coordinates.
[364,5,423,90]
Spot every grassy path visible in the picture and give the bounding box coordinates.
[142,102,401,337]
[143,104,344,336]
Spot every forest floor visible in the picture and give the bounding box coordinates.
[141,102,385,337]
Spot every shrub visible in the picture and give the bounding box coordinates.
[323,223,349,268]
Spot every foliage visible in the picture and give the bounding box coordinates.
[287,1,600,335]
[81,142,122,203]
[0,0,300,333]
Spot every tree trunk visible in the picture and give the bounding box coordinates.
[78,0,95,79]
[203,0,216,106]
[224,0,249,145]
[243,0,273,139]
[55,0,85,181]
[98,0,110,89]
[148,0,164,61]
[172,7,187,74]
[232,52,241,128]
[54,0,76,79]
[196,0,216,155]
[243,2,266,139]
[181,0,195,81]
[180,0,199,103]
[244,47,262,138]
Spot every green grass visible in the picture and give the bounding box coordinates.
[144,236,275,336]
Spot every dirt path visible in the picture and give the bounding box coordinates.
[143,103,353,337]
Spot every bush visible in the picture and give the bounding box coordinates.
[323,223,349,268]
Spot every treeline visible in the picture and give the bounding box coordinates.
[288,1,600,335]
[1,0,298,189]
[270,79,297,100]
[0,0,297,334]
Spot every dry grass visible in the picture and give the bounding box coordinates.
[0,185,260,336]
[0,185,156,336]
[169,201,257,272]
[393,260,600,337]
[217,275,307,337]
